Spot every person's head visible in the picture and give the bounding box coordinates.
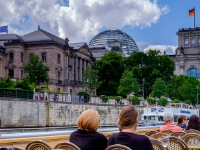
[177,115,188,125]
[186,114,200,131]
[118,105,139,131]
[163,113,173,124]
[78,109,100,132]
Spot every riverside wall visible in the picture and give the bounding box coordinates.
[0,99,131,127]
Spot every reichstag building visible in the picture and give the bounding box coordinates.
[171,27,200,79]
[89,29,139,59]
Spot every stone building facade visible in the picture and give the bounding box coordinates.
[172,27,200,78]
[0,26,95,94]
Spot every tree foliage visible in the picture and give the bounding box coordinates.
[82,66,101,94]
[15,76,35,90]
[117,70,140,96]
[95,51,124,96]
[152,78,168,98]
[124,50,174,98]
[23,54,50,87]
[168,75,200,104]
[146,97,156,105]
[130,96,141,105]
[77,91,90,102]
[158,98,168,106]
[0,78,15,88]
[171,99,181,103]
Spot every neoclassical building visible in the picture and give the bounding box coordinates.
[172,27,200,78]
[0,26,95,94]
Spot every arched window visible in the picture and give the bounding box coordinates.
[187,68,199,78]
[184,38,188,44]
[191,37,195,44]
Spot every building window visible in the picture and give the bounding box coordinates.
[191,37,195,44]
[58,88,60,92]
[70,89,72,94]
[187,68,199,78]
[9,53,14,61]
[21,70,23,79]
[8,69,14,78]
[42,53,46,62]
[199,37,200,44]
[21,53,23,62]
[58,71,61,80]
[184,38,188,45]
[57,54,60,64]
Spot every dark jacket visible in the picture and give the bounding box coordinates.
[70,129,108,150]
[108,132,154,150]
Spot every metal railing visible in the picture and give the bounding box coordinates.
[0,88,130,105]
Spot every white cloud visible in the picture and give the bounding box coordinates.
[0,0,169,42]
[140,43,177,55]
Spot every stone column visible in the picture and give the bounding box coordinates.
[64,56,68,86]
[71,57,74,81]
[79,58,82,81]
[75,57,79,82]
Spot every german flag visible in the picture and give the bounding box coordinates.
[189,8,195,16]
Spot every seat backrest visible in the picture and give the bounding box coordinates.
[185,129,200,134]
[150,138,166,150]
[145,131,158,137]
[151,133,168,140]
[54,142,80,150]
[162,130,174,136]
[105,144,132,150]
[182,133,200,146]
[12,147,25,150]
[168,136,189,150]
[171,132,187,139]
[25,140,52,150]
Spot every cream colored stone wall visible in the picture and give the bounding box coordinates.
[0,100,46,127]
[0,99,126,127]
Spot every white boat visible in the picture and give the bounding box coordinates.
[141,103,200,123]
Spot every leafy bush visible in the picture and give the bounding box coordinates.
[130,96,141,105]
[185,100,192,104]
[100,95,109,103]
[115,96,121,103]
[0,78,15,88]
[158,98,168,106]
[77,91,90,102]
[171,99,181,103]
[146,97,156,104]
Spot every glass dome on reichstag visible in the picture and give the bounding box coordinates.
[89,29,139,56]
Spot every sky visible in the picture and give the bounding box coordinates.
[0,0,200,54]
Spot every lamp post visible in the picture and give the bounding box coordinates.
[143,78,145,105]
[197,86,199,105]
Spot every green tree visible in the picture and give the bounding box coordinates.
[23,54,50,88]
[0,78,15,88]
[77,91,90,102]
[178,77,199,104]
[15,76,35,90]
[168,75,188,100]
[124,50,174,98]
[130,96,141,105]
[117,70,140,97]
[146,97,156,105]
[171,99,181,103]
[158,98,168,106]
[152,78,168,98]
[82,66,101,94]
[95,51,124,96]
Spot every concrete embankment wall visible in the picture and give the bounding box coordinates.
[0,100,128,127]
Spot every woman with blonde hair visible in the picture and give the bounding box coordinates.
[108,105,154,150]
[69,109,107,150]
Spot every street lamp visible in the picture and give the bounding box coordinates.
[143,78,145,105]
[197,86,199,105]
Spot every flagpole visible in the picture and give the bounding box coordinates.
[194,7,195,28]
